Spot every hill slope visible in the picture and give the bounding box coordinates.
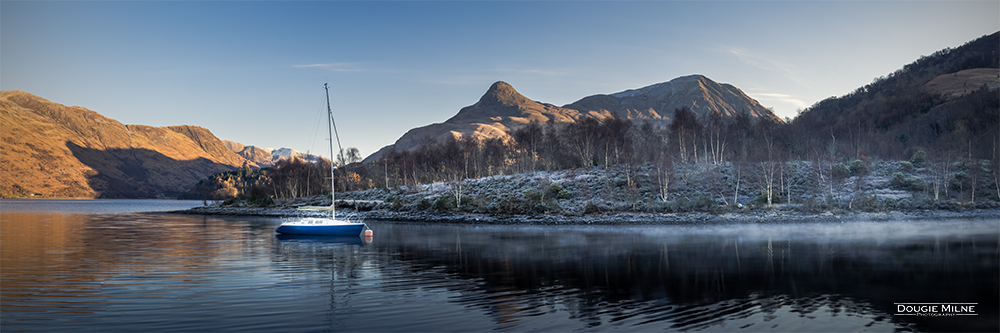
[785,31,999,159]
[565,74,782,123]
[1,91,254,198]
[366,75,780,162]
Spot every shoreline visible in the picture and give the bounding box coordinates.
[169,206,1000,225]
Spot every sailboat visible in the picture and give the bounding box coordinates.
[275,83,369,237]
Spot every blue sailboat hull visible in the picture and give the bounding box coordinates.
[275,223,366,236]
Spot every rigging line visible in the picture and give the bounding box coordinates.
[306,90,326,158]
[325,83,345,164]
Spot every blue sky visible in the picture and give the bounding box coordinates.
[3,1,998,160]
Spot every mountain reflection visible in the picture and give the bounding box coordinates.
[4,211,995,332]
[336,221,998,332]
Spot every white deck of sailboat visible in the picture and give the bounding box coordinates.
[280,217,362,226]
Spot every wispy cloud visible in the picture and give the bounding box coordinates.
[750,92,809,110]
[726,47,807,88]
[292,63,364,72]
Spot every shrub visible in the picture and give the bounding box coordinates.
[849,160,868,176]
[950,171,968,191]
[545,183,571,199]
[831,163,851,179]
[891,172,907,188]
[523,188,541,202]
[494,194,518,214]
[883,197,898,210]
[891,172,926,191]
[899,161,914,171]
[417,198,432,210]
[694,194,720,213]
[433,196,454,211]
[752,194,783,207]
[248,195,273,207]
[802,196,826,213]
[910,150,927,168]
[851,193,878,212]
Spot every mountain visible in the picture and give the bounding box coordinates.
[365,82,584,162]
[566,74,782,123]
[220,139,322,167]
[365,75,779,162]
[785,31,999,159]
[0,91,255,198]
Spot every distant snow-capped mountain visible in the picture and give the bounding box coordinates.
[221,140,323,167]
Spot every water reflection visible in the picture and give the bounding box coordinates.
[2,208,996,332]
[356,221,998,332]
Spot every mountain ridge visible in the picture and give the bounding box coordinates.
[1,90,254,198]
[365,75,780,163]
[220,139,323,167]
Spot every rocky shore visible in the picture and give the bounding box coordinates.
[171,205,1000,225]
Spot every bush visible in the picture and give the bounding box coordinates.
[433,196,454,211]
[851,193,878,212]
[899,161,914,171]
[802,196,826,213]
[693,195,720,213]
[523,188,541,202]
[752,194,783,207]
[546,183,571,199]
[891,172,906,188]
[831,163,851,179]
[891,172,926,191]
[417,198,432,210]
[248,195,273,207]
[849,160,868,176]
[883,197,898,210]
[910,150,927,168]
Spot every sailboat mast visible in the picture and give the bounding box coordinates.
[325,83,336,220]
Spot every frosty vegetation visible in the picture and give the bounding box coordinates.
[332,151,999,216]
[189,105,999,216]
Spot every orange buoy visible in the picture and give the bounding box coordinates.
[364,229,373,237]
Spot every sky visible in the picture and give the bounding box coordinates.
[3,1,998,161]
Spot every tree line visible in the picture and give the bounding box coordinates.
[181,154,369,205]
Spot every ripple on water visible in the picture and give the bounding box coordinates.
[2,209,997,332]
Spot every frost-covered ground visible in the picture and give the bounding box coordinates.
[180,160,1000,224]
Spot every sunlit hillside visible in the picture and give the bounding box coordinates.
[0,91,254,198]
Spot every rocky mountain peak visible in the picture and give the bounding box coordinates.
[365,75,784,163]
[566,74,783,123]
[474,81,533,108]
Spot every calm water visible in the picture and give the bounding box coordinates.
[1,200,997,332]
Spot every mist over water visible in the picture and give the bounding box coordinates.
[2,200,997,332]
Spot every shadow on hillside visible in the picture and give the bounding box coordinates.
[67,141,236,199]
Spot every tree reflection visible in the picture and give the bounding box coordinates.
[342,221,999,332]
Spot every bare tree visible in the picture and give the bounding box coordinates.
[707,111,727,165]
[566,118,601,169]
[513,120,544,174]
[654,150,674,203]
[669,107,701,163]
